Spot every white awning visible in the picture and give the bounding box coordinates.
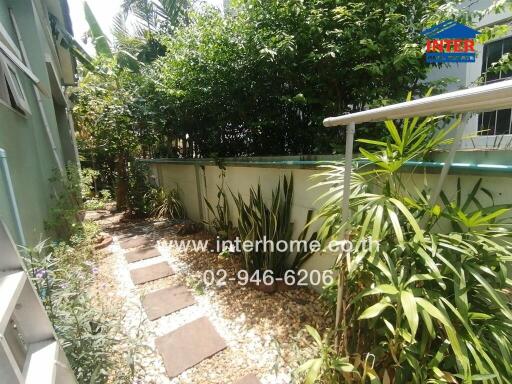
[323,79,512,127]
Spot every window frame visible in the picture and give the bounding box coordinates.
[0,60,8,103]
[481,35,512,83]
[479,35,512,136]
[0,54,30,115]
[0,22,21,61]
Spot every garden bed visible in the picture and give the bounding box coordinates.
[90,212,329,383]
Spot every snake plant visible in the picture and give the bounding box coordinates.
[231,175,295,277]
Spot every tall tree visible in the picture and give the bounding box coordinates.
[83,1,113,56]
[121,0,191,33]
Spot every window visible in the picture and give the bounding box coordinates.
[0,54,30,114]
[0,22,21,60]
[479,36,512,135]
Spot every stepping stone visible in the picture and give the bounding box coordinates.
[130,262,174,285]
[142,286,196,320]
[120,236,151,249]
[125,247,160,263]
[156,317,227,378]
[236,374,261,384]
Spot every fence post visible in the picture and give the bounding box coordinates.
[194,164,205,223]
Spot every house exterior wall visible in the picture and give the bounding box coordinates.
[427,0,512,149]
[0,0,78,245]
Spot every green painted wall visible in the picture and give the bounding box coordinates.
[0,0,75,245]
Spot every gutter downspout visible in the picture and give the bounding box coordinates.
[0,149,26,247]
[65,100,81,169]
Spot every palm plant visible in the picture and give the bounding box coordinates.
[308,109,512,382]
[84,1,113,57]
[120,0,190,35]
[110,0,190,64]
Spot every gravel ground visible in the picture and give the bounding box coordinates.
[90,214,329,384]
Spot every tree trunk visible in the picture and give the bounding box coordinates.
[115,153,128,210]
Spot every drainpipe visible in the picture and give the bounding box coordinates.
[0,148,26,247]
[9,8,65,176]
[65,102,81,170]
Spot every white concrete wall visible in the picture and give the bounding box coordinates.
[152,163,326,237]
[150,162,343,283]
[148,159,512,287]
[153,164,202,221]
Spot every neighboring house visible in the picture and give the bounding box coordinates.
[427,1,512,149]
[0,0,79,246]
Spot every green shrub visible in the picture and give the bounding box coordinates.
[204,169,235,240]
[80,168,100,198]
[23,223,142,384]
[146,186,186,220]
[45,165,84,240]
[84,189,112,210]
[231,175,317,277]
[296,326,354,384]
[126,161,154,218]
[306,112,512,382]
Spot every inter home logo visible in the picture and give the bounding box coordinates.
[421,20,480,63]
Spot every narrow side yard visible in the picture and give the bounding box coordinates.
[89,212,329,384]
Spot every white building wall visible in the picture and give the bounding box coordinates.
[426,0,512,149]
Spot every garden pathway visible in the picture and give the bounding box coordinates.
[119,232,260,382]
[93,214,329,383]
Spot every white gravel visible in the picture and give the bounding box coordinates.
[108,235,293,384]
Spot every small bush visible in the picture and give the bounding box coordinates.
[204,169,235,240]
[80,168,99,198]
[23,223,142,383]
[45,165,83,240]
[126,161,154,218]
[84,189,112,210]
[309,112,512,382]
[146,186,186,220]
[231,175,294,277]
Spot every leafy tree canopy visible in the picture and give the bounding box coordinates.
[72,0,511,197]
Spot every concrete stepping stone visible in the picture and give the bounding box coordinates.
[156,317,227,378]
[125,247,160,263]
[118,227,146,239]
[236,374,261,384]
[120,236,151,249]
[130,262,174,285]
[142,286,196,320]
